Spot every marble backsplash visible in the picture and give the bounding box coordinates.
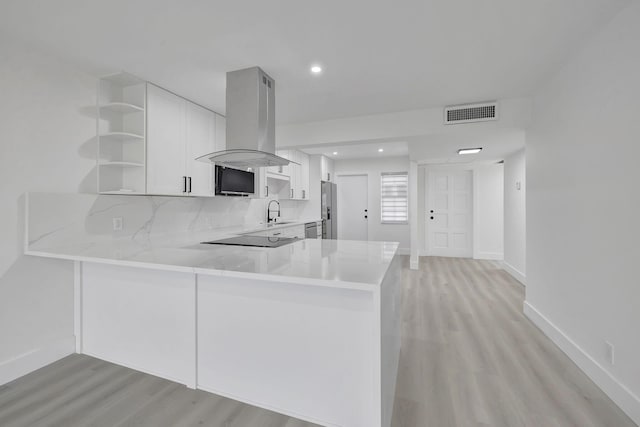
[26,193,276,251]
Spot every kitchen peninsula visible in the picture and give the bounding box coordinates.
[24,192,402,427]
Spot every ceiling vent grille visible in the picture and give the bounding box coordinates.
[444,102,498,124]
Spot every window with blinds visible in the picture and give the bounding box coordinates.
[380,172,409,223]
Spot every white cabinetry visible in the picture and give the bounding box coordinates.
[186,102,217,196]
[97,73,222,197]
[263,149,310,200]
[82,263,196,387]
[146,84,187,195]
[146,84,217,196]
[290,150,310,200]
[214,114,226,152]
[255,168,269,198]
[320,155,334,182]
[267,150,291,178]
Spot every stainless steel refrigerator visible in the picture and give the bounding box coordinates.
[321,181,337,239]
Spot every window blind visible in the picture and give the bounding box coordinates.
[380,172,408,223]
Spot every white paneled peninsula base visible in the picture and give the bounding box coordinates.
[30,237,402,427]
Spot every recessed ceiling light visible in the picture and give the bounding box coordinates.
[458,147,483,155]
[332,151,338,155]
[311,65,323,74]
[378,148,384,153]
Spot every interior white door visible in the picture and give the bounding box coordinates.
[146,84,187,195]
[186,102,215,196]
[427,170,473,257]
[337,174,368,241]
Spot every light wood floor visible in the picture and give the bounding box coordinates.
[0,257,635,427]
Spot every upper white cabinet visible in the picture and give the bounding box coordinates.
[215,114,226,152]
[146,84,218,196]
[265,149,310,200]
[267,150,291,178]
[289,150,310,200]
[97,73,222,197]
[97,74,313,199]
[146,84,188,195]
[320,155,334,182]
[185,102,216,196]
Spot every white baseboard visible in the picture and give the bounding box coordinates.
[473,251,504,261]
[524,302,640,425]
[0,336,75,386]
[501,261,526,285]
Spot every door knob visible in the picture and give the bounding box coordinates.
[365,215,368,219]
[430,210,434,213]
[430,216,434,220]
[364,209,368,212]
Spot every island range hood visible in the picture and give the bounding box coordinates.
[196,67,291,169]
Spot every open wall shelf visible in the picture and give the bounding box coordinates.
[99,102,144,114]
[99,132,145,143]
[98,161,145,168]
[97,72,147,195]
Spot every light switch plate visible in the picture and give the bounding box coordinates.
[112,217,123,231]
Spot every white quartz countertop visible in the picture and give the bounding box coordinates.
[26,220,398,290]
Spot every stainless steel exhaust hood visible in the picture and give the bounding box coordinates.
[196,67,291,169]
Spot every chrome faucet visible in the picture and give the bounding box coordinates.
[267,200,281,223]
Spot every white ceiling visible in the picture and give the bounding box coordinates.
[302,141,409,160]
[0,0,628,124]
[299,127,524,162]
[408,129,525,164]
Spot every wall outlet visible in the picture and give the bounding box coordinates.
[605,341,615,365]
[112,217,123,232]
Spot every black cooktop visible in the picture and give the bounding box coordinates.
[201,235,299,248]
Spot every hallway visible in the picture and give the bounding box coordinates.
[392,257,636,426]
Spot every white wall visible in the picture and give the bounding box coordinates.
[526,2,640,423]
[473,164,504,260]
[333,157,410,253]
[503,149,526,284]
[277,98,532,148]
[0,35,97,383]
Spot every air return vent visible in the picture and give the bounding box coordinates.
[444,102,498,124]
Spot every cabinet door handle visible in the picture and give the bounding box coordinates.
[265,186,269,197]
[273,232,281,236]
[302,190,306,199]
[291,189,294,198]
[188,177,192,193]
[183,176,187,193]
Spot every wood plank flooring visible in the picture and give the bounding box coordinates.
[392,257,636,427]
[0,256,636,427]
